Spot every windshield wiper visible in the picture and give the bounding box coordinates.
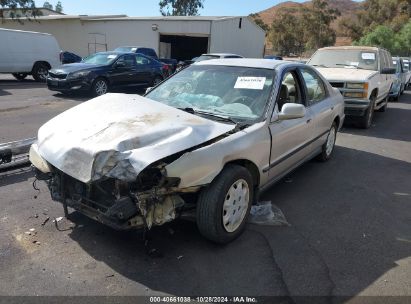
[335,63,365,70]
[178,107,250,129]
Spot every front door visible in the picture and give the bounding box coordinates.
[268,69,316,179]
[109,54,137,87]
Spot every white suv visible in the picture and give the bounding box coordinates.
[308,46,395,128]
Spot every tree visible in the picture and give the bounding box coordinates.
[43,1,53,10]
[356,25,396,52]
[269,9,306,56]
[249,13,269,32]
[0,0,42,20]
[159,0,204,16]
[55,1,63,13]
[397,19,411,56]
[340,0,411,41]
[301,0,340,50]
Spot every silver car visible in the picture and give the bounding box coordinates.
[29,59,344,243]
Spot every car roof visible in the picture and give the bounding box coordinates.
[193,58,300,69]
[201,53,243,57]
[115,46,143,49]
[97,51,136,55]
[317,46,381,52]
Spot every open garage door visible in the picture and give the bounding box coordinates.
[159,34,208,61]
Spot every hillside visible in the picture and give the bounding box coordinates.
[258,0,361,35]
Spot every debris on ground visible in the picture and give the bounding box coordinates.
[29,228,35,232]
[177,255,183,260]
[248,201,290,226]
[41,217,50,226]
[53,217,63,223]
[32,240,41,245]
[105,274,115,278]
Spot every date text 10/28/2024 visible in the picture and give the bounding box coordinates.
[150,297,258,303]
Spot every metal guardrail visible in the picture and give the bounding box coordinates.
[0,137,36,171]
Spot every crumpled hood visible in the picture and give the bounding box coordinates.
[36,93,235,183]
[315,67,378,82]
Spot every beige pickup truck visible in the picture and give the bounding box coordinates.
[308,46,395,129]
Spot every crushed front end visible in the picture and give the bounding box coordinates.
[31,144,197,230]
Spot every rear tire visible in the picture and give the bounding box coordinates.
[12,73,28,81]
[359,97,375,129]
[196,165,253,244]
[32,63,49,82]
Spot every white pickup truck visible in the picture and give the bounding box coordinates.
[308,46,395,128]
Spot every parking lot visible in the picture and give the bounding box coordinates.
[0,75,410,300]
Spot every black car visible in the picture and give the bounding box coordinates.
[114,46,178,74]
[47,52,165,96]
[264,55,283,60]
[60,51,82,64]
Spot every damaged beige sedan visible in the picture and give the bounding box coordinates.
[30,59,344,243]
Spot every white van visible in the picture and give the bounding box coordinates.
[0,28,61,82]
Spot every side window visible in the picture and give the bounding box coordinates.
[121,55,135,68]
[136,55,151,65]
[277,71,302,111]
[300,68,326,106]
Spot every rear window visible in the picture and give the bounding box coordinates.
[138,48,157,58]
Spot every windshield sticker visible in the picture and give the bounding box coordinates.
[361,53,376,60]
[234,77,266,90]
[107,55,117,59]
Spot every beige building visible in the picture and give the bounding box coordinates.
[1,15,265,60]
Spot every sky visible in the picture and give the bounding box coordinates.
[35,0,310,17]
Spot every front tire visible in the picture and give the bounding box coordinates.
[196,165,253,244]
[359,97,375,129]
[12,73,28,81]
[317,122,337,162]
[91,78,108,96]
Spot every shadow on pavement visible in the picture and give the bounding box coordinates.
[65,146,411,299]
[0,167,34,187]
[342,95,411,142]
[0,79,46,90]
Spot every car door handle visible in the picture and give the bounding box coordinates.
[306,119,312,124]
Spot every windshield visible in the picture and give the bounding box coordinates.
[194,55,220,62]
[82,53,118,65]
[309,49,378,71]
[146,65,275,121]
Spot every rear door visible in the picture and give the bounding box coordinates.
[134,54,156,85]
[267,69,316,179]
[298,66,333,145]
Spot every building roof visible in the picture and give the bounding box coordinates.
[4,14,242,22]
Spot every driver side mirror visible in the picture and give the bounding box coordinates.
[278,103,306,120]
[381,67,396,74]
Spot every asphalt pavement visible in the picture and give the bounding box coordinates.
[0,75,410,302]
